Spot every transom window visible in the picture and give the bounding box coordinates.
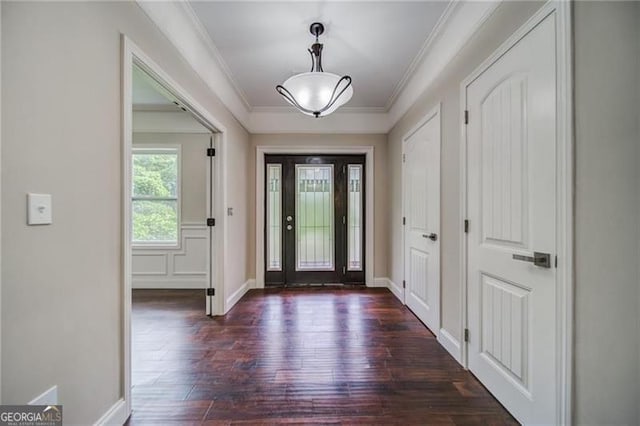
[132,147,180,246]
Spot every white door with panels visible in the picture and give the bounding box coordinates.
[403,108,440,335]
[465,13,557,424]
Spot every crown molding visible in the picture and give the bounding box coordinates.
[135,0,251,126]
[250,105,387,115]
[248,110,389,134]
[387,0,501,127]
[384,0,458,111]
[135,0,501,134]
[179,1,253,111]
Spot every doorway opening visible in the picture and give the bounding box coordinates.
[122,36,228,419]
[264,154,366,286]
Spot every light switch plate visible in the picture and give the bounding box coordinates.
[27,193,52,225]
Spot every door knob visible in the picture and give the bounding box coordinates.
[286,216,293,222]
[422,233,438,241]
[512,252,551,268]
[286,224,293,231]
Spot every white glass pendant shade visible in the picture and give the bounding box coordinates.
[277,23,353,117]
[279,72,353,117]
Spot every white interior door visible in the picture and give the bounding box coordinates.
[403,109,440,335]
[465,13,557,424]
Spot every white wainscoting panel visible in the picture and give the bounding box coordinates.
[131,253,167,276]
[132,224,208,289]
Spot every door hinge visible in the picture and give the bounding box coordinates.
[464,110,469,125]
[464,219,469,233]
[402,280,406,289]
[402,153,406,163]
[342,266,346,275]
[464,328,469,342]
[207,287,215,296]
[343,215,346,225]
[207,147,216,157]
[207,218,215,227]
[555,255,558,268]
[402,217,406,226]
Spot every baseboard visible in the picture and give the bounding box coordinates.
[94,398,128,426]
[370,277,390,288]
[437,328,462,365]
[387,278,404,303]
[132,280,206,289]
[225,279,254,312]
[29,385,57,405]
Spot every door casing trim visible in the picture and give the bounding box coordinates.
[256,146,374,288]
[459,2,573,425]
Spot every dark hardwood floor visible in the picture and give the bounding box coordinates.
[127,288,516,425]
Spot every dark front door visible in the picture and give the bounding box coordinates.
[265,154,365,286]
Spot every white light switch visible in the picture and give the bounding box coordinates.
[27,193,52,225]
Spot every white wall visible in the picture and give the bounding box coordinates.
[133,110,211,134]
[1,2,249,423]
[573,2,640,423]
[387,1,543,344]
[248,133,388,280]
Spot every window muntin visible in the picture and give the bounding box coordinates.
[132,147,180,245]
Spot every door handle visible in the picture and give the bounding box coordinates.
[422,233,438,241]
[512,252,551,268]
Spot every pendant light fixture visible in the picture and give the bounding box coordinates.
[276,22,353,118]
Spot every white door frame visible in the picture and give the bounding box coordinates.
[255,146,374,288]
[401,103,441,314]
[459,2,573,424]
[121,35,228,419]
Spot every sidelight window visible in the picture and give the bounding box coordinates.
[347,164,363,270]
[266,164,283,271]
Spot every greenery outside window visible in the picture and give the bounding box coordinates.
[132,147,180,246]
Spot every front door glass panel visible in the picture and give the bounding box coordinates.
[295,164,334,271]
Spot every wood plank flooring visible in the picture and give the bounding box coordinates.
[127,288,516,425]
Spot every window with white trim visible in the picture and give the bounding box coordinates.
[132,147,180,246]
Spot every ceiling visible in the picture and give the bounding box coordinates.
[188,1,451,111]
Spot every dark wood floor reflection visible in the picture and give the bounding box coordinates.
[127,288,516,425]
